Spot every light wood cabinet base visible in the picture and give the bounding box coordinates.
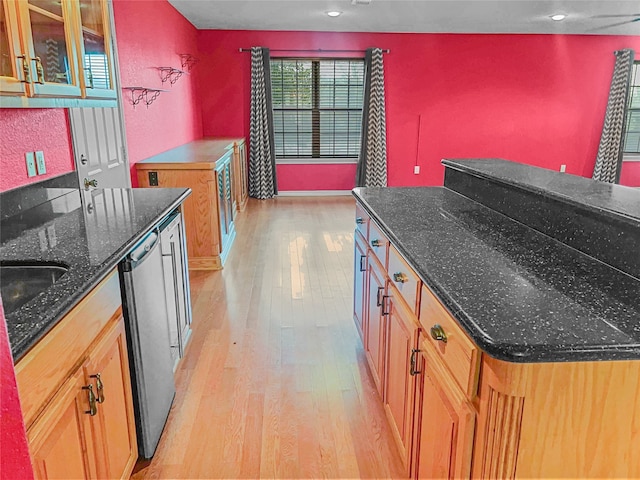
[187,256,222,271]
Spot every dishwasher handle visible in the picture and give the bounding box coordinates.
[128,231,160,268]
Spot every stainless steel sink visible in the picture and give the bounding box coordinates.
[0,262,69,315]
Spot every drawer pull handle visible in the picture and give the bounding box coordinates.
[376,286,384,306]
[410,348,421,376]
[381,295,390,316]
[356,217,365,225]
[430,324,447,343]
[90,373,105,403]
[371,239,383,247]
[393,272,409,283]
[359,255,366,272]
[82,385,97,416]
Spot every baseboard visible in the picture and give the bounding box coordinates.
[277,190,352,197]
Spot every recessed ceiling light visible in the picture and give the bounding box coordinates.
[326,11,342,17]
[550,14,567,21]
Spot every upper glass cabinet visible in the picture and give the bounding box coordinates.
[0,0,117,104]
[18,0,82,97]
[0,0,28,95]
[76,0,116,98]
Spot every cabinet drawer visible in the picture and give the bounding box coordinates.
[419,284,480,398]
[388,245,420,314]
[368,220,389,268]
[355,204,370,240]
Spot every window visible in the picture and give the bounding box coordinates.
[270,58,364,160]
[624,62,640,155]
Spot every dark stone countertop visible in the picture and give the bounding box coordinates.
[1,187,190,361]
[353,186,640,363]
[443,159,640,228]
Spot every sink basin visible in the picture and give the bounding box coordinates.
[0,262,69,315]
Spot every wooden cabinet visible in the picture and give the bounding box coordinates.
[412,338,475,480]
[232,139,248,212]
[365,254,386,397]
[136,139,246,270]
[216,152,236,258]
[0,0,117,106]
[353,232,368,341]
[28,369,93,479]
[384,290,420,469]
[15,269,137,480]
[83,319,136,479]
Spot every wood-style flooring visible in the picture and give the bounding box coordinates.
[132,197,406,479]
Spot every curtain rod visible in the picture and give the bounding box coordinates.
[239,48,390,54]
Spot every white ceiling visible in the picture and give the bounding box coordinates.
[167,0,640,35]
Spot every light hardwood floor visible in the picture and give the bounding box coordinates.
[132,197,406,479]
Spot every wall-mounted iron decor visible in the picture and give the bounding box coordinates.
[122,87,168,108]
[178,53,198,72]
[156,67,187,85]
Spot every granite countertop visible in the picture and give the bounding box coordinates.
[1,187,190,361]
[134,138,242,170]
[443,159,640,228]
[353,187,640,363]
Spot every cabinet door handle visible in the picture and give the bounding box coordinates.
[410,348,421,376]
[381,295,390,316]
[430,324,448,343]
[356,217,365,225]
[359,255,366,272]
[17,55,31,83]
[32,57,44,84]
[371,239,383,247]
[393,272,409,283]
[82,384,97,416]
[84,67,94,88]
[90,373,104,403]
[376,286,384,306]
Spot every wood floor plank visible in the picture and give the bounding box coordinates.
[133,196,407,479]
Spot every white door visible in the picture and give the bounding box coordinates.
[69,106,131,189]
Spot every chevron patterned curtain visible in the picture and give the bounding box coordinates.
[249,47,278,199]
[592,49,635,183]
[356,48,387,187]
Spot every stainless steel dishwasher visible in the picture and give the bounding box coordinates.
[119,229,176,459]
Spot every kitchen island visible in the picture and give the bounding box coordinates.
[353,159,640,479]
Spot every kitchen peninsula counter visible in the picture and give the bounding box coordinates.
[353,160,640,363]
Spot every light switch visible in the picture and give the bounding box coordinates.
[25,152,37,177]
[35,150,46,175]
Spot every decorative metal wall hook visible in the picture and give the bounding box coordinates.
[178,53,198,72]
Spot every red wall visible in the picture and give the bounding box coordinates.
[620,161,640,187]
[197,30,640,190]
[0,109,74,191]
[112,0,202,185]
[0,301,33,479]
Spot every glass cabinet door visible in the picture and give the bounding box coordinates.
[17,0,81,97]
[76,0,116,98]
[0,0,28,95]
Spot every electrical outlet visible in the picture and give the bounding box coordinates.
[414,165,420,174]
[560,164,566,173]
[25,152,37,177]
[35,150,46,175]
[148,171,159,186]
